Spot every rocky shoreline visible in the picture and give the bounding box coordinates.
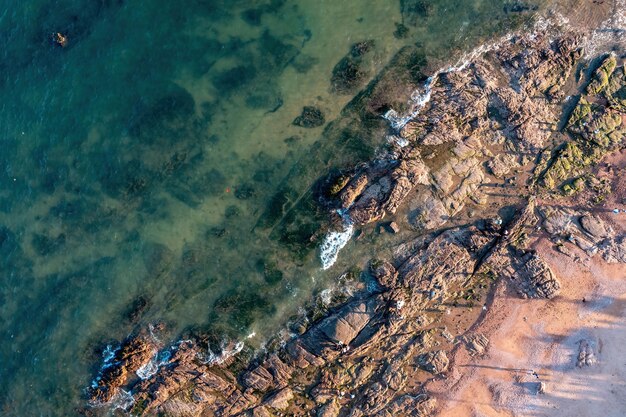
[83,19,626,417]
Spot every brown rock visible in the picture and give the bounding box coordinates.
[375,394,436,416]
[487,154,519,178]
[263,387,293,410]
[369,259,398,289]
[249,406,272,417]
[417,350,449,374]
[462,333,490,356]
[317,400,340,417]
[131,341,239,415]
[242,365,273,392]
[398,227,478,297]
[515,252,561,299]
[580,214,612,239]
[316,299,377,346]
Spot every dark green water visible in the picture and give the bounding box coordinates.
[0,1,546,415]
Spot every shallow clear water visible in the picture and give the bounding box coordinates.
[0,0,546,415]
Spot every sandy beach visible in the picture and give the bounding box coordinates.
[431,149,626,417]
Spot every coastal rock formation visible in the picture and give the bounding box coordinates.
[323,32,584,231]
[87,212,545,415]
[85,26,626,417]
[88,335,158,404]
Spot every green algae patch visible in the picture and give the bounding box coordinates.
[568,100,625,150]
[542,68,626,192]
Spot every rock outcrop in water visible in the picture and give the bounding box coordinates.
[85,25,626,417]
[88,335,158,404]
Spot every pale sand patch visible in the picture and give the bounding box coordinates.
[428,150,626,417]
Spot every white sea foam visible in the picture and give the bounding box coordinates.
[148,323,162,344]
[319,222,354,270]
[136,359,158,380]
[201,341,245,365]
[101,344,118,367]
[136,350,172,380]
[110,389,134,411]
[319,288,333,305]
[387,134,410,148]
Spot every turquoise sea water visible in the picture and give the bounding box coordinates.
[0,1,546,415]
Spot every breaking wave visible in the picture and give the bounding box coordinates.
[319,221,354,270]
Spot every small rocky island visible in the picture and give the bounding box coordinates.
[84,18,626,417]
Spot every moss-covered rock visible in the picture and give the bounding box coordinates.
[587,111,623,148]
[586,54,617,95]
[567,92,625,154]
[542,142,584,189]
[562,176,585,196]
[328,174,350,196]
[569,102,625,149]
[606,63,626,111]
[566,96,592,129]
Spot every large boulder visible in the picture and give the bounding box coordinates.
[263,387,293,410]
[577,339,597,367]
[579,214,612,238]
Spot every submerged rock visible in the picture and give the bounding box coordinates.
[369,259,398,289]
[330,41,375,94]
[293,106,326,128]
